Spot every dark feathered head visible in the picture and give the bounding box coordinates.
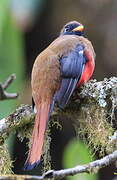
[60,21,84,36]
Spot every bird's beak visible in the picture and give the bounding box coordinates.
[72,25,84,32]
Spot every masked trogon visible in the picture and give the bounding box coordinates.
[24,21,95,170]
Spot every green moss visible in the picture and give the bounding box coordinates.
[42,116,62,173]
[74,99,114,156]
[17,122,33,142]
[42,121,52,173]
[70,78,117,156]
[0,144,13,174]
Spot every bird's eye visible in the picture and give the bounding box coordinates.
[64,26,70,32]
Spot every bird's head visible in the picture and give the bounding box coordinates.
[60,21,84,36]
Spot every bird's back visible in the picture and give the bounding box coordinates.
[31,35,95,105]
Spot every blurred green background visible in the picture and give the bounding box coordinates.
[0,0,117,179]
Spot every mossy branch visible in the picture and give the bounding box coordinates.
[0,77,117,178]
[0,105,34,143]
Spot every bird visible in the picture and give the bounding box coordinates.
[24,21,96,170]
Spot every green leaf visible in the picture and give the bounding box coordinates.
[63,138,98,180]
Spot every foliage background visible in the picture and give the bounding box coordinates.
[0,0,117,179]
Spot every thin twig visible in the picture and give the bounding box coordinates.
[0,150,117,179]
[0,74,18,100]
[2,74,16,89]
[0,175,42,180]
[42,150,117,179]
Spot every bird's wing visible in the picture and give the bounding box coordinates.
[54,44,87,108]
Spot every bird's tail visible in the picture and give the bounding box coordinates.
[24,101,50,170]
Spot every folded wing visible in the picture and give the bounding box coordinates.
[54,44,87,108]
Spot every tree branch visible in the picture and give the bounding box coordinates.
[0,105,34,143]
[0,77,117,178]
[41,149,117,179]
[0,150,117,179]
[0,74,18,100]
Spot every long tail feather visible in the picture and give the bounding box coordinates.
[24,101,50,170]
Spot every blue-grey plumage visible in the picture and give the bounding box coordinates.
[52,44,86,108]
